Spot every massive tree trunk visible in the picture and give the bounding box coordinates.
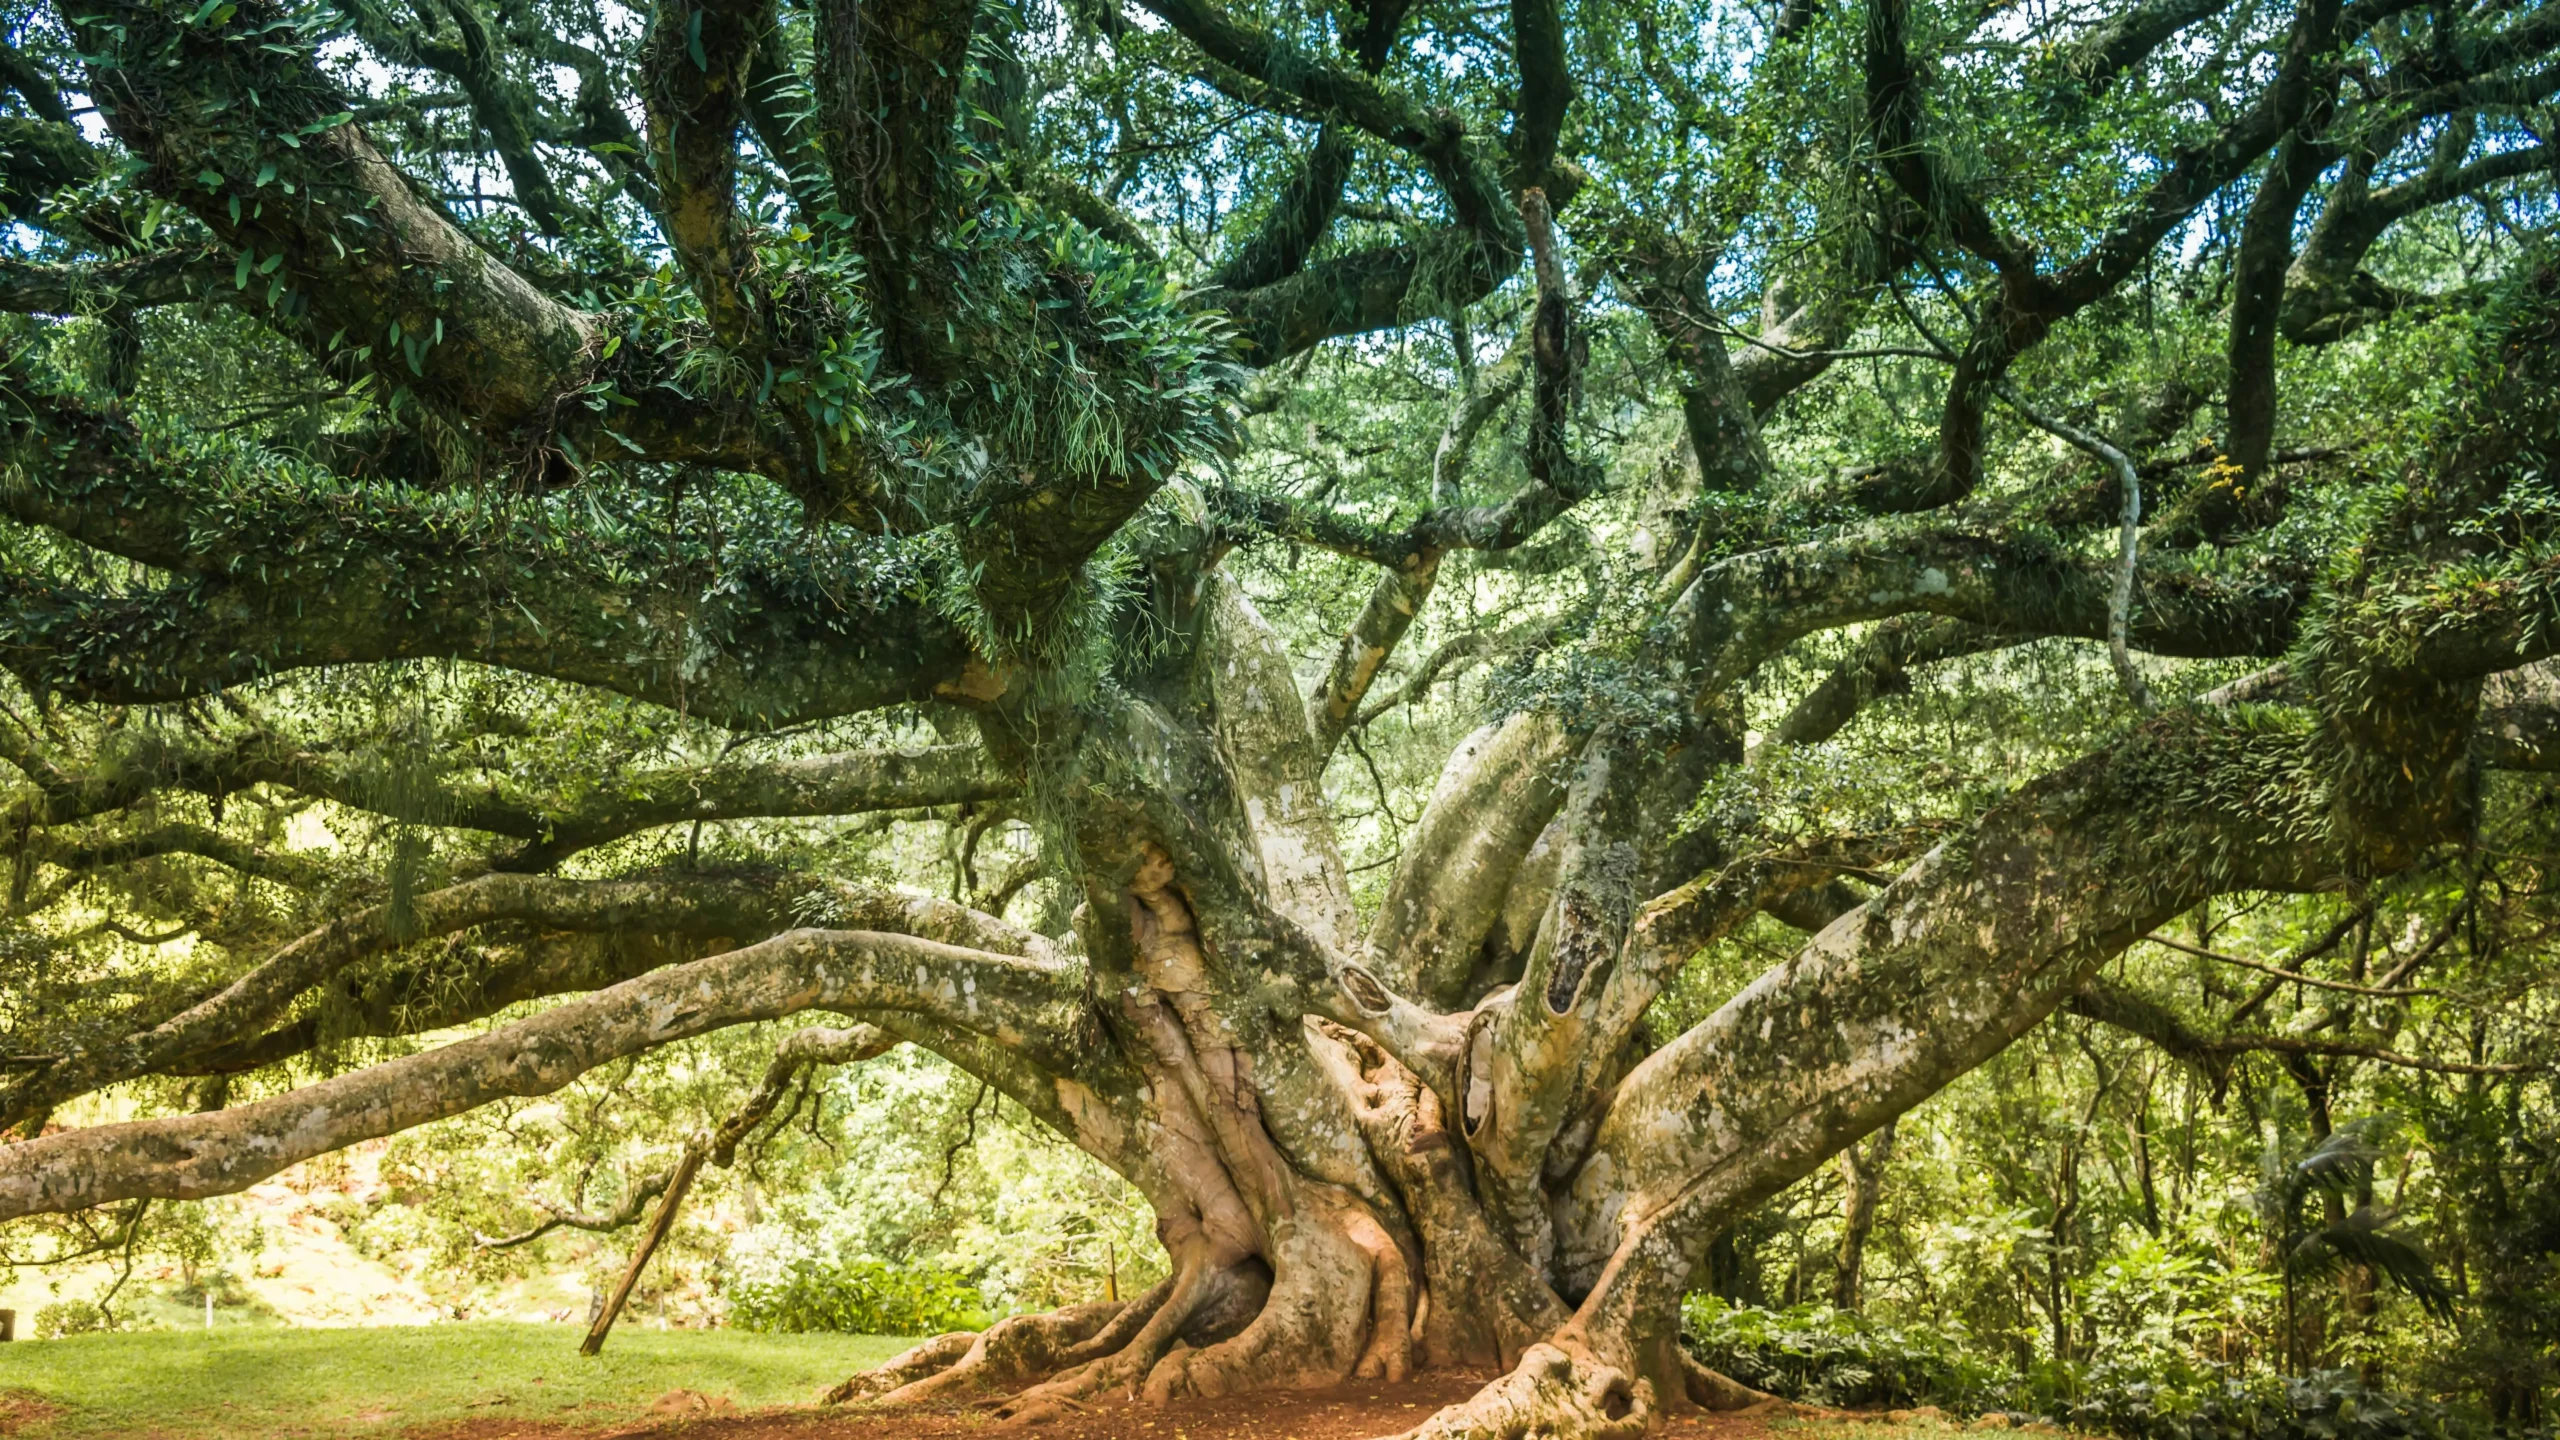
[804,544,2507,1438]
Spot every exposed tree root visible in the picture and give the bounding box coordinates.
[824,856,1754,1439]
[822,1331,980,1404]
[835,1298,1129,1406]
[1059,1274,1185,1365]
[827,1204,1427,1423]
[1380,1341,1651,1440]
[1681,1350,1780,1411]
[985,1258,1220,1422]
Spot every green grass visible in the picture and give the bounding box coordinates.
[0,1322,916,1437]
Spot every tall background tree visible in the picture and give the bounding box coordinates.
[0,0,2557,1433]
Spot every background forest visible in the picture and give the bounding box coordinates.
[0,0,2555,1434]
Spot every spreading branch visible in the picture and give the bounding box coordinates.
[0,927,1083,1221]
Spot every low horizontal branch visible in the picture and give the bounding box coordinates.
[2,871,1054,1126]
[0,927,1079,1221]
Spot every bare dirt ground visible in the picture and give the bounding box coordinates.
[413,1378,1790,1440]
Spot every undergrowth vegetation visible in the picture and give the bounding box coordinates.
[1686,1302,2473,1440]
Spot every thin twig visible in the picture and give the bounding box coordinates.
[932,1080,991,1207]
[2139,932,2438,997]
[2205,1034,2539,1076]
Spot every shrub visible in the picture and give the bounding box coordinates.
[727,1254,991,1335]
[1685,1302,2475,1440]
[33,1299,108,1338]
[1681,1298,2008,1407]
[2034,1362,2461,1440]
[2275,1370,2461,1440]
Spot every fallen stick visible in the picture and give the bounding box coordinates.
[581,1141,706,1357]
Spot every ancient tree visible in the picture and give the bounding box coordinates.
[1,0,2558,1433]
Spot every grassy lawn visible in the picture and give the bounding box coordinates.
[0,1322,915,1437]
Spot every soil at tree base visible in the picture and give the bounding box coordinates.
[407,1376,1790,1440]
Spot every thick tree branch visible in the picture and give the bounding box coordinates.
[0,369,983,723]
[808,0,976,376]
[1895,0,2349,504]
[76,0,602,434]
[0,248,230,316]
[3,871,1055,1126]
[1507,0,1574,191]
[1602,221,1771,506]
[0,927,1084,1220]
[1673,518,2311,698]
[2058,0,2236,98]
[1551,702,2383,1323]
[0,38,73,127]
[1131,0,1457,159]
[486,745,1016,868]
[2227,119,2340,482]
[28,821,331,893]
[343,0,572,235]
[2283,138,2558,344]
[1364,712,1574,1005]
[0,717,1012,866]
[1756,616,2012,755]
[640,0,771,352]
[1131,0,1526,362]
[2,873,800,1125]
[1208,129,1356,296]
[1865,0,2035,279]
